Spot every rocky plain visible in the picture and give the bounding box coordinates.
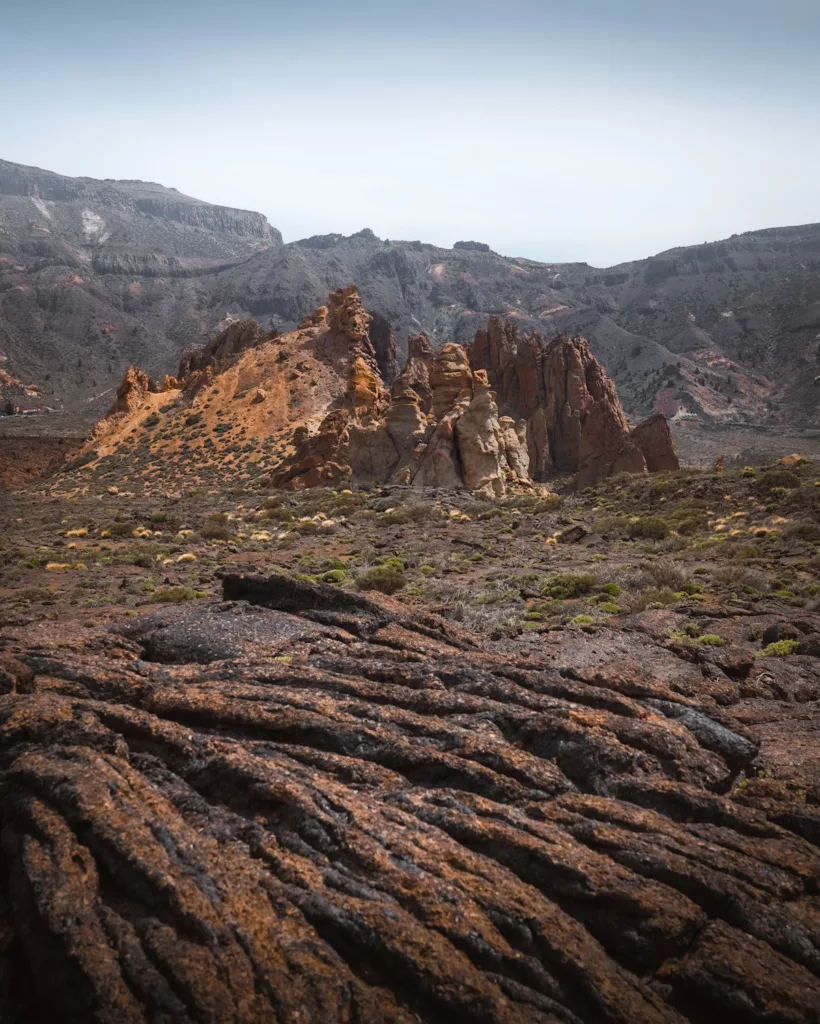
[2,276,820,1021]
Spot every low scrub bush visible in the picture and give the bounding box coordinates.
[756,639,800,658]
[355,557,406,595]
[541,571,598,600]
[755,469,800,492]
[628,516,670,541]
[151,586,206,603]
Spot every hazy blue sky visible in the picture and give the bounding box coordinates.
[2,0,818,265]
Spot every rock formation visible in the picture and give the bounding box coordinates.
[271,310,532,496]
[368,312,401,385]
[469,317,679,487]
[1,572,819,1023]
[84,291,677,495]
[90,365,156,440]
[178,318,278,380]
[629,412,682,473]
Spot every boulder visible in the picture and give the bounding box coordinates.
[629,412,680,473]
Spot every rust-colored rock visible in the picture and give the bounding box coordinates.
[298,305,329,330]
[91,365,155,439]
[272,309,531,496]
[629,411,681,473]
[328,283,372,341]
[469,319,680,488]
[0,573,818,1023]
[82,295,675,495]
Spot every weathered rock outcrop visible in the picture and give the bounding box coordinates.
[90,365,156,440]
[629,411,682,473]
[1,573,818,1023]
[85,293,675,495]
[270,298,531,497]
[328,282,372,340]
[178,318,278,379]
[369,312,401,385]
[469,317,679,487]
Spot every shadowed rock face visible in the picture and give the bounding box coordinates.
[1,574,819,1023]
[177,319,278,380]
[470,319,680,487]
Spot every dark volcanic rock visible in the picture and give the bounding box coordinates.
[454,240,492,252]
[1,574,819,1022]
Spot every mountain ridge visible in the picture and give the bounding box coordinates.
[1,157,818,434]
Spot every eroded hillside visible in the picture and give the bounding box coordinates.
[64,287,678,497]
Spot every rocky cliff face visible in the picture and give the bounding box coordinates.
[469,317,680,487]
[269,290,532,496]
[0,158,282,423]
[177,318,277,379]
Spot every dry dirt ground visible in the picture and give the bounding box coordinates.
[2,459,820,1021]
[3,459,820,794]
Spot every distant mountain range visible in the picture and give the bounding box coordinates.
[1,156,819,430]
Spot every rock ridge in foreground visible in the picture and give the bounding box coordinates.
[1,573,819,1022]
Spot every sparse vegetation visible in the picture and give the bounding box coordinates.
[355,557,406,595]
[152,586,207,603]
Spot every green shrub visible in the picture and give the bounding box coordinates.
[635,586,678,610]
[321,569,346,584]
[598,582,621,597]
[199,521,232,541]
[756,639,800,658]
[356,557,406,595]
[755,469,800,492]
[541,571,598,599]
[784,522,820,542]
[628,516,670,540]
[598,601,621,614]
[697,634,725,647]
[152,586,205,603]
[675,514,707,536]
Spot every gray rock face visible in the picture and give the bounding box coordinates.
[1,155,819,430]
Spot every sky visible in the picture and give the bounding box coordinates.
[2,0,819,266]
